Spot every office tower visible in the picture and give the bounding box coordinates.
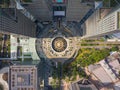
[0,8,36,37]
[83,6,120,38]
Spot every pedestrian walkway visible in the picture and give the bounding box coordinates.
[10,35,17,60]
[28,38,40,60]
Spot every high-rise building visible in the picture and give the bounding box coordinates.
[1,0,119,39]
[0,8,36,37]
[83,6,120,38]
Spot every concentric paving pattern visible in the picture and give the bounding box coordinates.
[52,37,67,52]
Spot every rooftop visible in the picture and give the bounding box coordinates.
[9,65,37,90]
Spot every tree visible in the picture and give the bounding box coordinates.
[62,48,110,82]
[110,46,119,51]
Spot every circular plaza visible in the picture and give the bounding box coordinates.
[36,23,79,62]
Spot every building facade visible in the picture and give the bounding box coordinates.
[83,6,120,38]
[9,65,38,90]
[0,8,36,37]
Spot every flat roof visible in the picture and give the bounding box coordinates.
[9,65,37,90]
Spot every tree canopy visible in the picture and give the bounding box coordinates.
[62,48,110,81]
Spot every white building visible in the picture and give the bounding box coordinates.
[83,6,120,38]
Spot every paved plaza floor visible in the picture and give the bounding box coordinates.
[36,22,80,62]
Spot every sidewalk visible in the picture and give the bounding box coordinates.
[10,35,17,60]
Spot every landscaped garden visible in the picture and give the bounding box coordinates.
[62,46,119,82]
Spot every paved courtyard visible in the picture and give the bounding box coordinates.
[36,22,79,62]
